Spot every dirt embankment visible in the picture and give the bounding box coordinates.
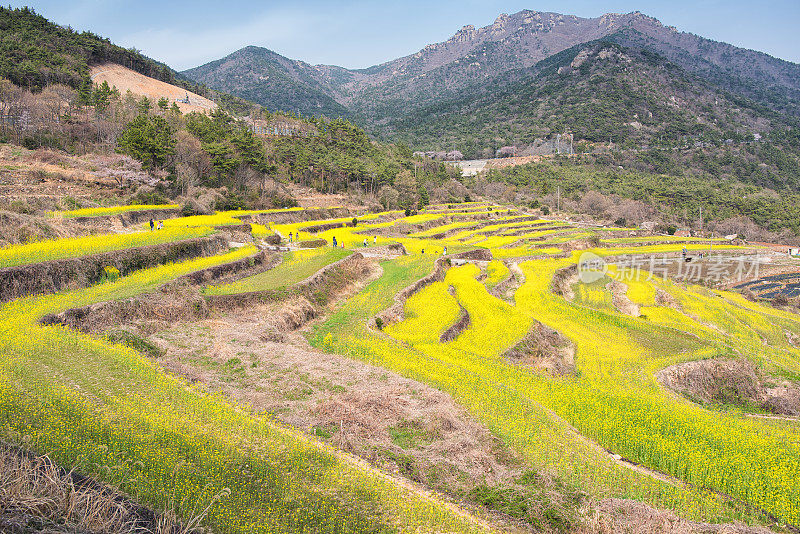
[586,498,775,534]
[206,253,374,311]
[439,299,471,343]
[490,261,523,302]
[0,235,228,303]
[504,322,576,376]
[658,359,800,416]
[551,265,579,301]
[40,251,278,334]
[606,279,640,316]
[377,257,450,326]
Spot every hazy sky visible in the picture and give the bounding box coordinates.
[11,1,800,71]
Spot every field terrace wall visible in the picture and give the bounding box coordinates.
[69,208,183,228]
[0,235,228,303]
[40,249,278,331]
[243,207,356,225]
[205,252,373,311]
[432,215,547,240]
[376,248,493,328]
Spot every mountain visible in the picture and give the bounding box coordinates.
[181,46,349,118]
[385,39,784,156]
[181,9,800,138]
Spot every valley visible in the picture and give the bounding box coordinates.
[1,3,800,533]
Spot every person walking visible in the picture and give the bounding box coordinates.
[332,236,337,248]
[363,238,367,247]
[443,246,447,255]
[289,232,293,243]
[157,220,163,230]
[149,218,154,231]
[373,236,377,244]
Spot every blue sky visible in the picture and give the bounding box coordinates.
[11,1,800,70]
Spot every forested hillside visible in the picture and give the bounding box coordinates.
[0,6,199,93]
[182,46,349,118]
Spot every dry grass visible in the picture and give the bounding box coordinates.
[0,443,226,534]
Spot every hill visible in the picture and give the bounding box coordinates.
[384,40,787,155]
[181,10,800,134]
[90,63,217,114]
[181,46,349,118]
[0,6,201,94]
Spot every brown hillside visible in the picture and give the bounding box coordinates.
[90,63,216,114]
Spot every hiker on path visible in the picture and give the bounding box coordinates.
[149,218,154,231]
[332,236,337,248]
[443,246,447,255]
[363,238,367,247]
[157,220,163,230]
[373,236,377,244]
[289,232,293,243]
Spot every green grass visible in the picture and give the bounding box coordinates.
[205,248,351,295]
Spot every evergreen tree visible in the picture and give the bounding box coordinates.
[116,115,176,170]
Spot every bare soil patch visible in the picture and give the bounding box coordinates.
[90,63,216,114]
[552,265,579,301]
[606,279,640,316]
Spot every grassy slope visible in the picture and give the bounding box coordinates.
[309,240,800,526]
[0,245,491,534]
[205,248,351,295]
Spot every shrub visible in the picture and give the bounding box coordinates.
[374,317,384,330]
[103,265,120,282]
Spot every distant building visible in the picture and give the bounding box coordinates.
[496,146,518,158]
[245,118,303,137]
[674,228,691,237]
[413,150,463,161]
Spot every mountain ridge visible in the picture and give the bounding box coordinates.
[181,8,800,127]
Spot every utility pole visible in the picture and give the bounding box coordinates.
[699,206,703,234]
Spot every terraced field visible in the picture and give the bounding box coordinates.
[1,202,798,533]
